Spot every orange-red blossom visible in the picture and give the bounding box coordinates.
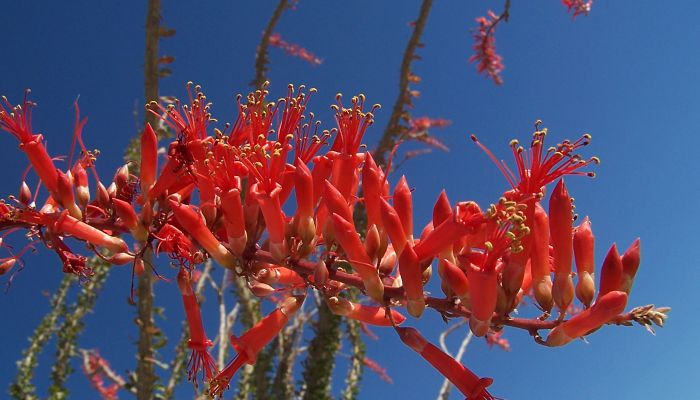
[546,290,628,347]
[209,295,305,396]
[397,327,495,399]
[0,86,659,399]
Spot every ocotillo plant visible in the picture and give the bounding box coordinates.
[0,80,668,398]
[1,1,671,399]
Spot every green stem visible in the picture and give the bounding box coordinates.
[301,300,342,400]
[341,291,366,400]
[49,258,112,399]
[135,0,161,397]
[9,275,72,400]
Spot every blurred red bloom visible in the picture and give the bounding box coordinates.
[470,11,504,85]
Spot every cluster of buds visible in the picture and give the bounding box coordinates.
[0,83,660,398]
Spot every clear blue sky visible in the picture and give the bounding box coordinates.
[1,1,697,399]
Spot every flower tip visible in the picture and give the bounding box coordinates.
[553,178,568,197]
[396,327,426,352]
[407,298,426,318]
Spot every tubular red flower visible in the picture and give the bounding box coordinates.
[52,211,128,253]
[294,158,314,218]
[362,152,388,230]
[438,258,469,299]
[573,216,595,307]
[465,259,499,337]
[531,203,553,312]
[311,155,332,206]
[331,212,384,302]
[140,123,158,194]
[549,179,574,313]
[0,95,60,194]
[396,327,495,399]
[256,267,304,286]
[598,244,623,299]
[220,188,247,256]
[471,128,598,199]
[398,245,425,318]
[323,180,353,226]
[380,199,408,256]
[393,175,414,242]
[149,83,212,142]
[414,201,484,261]
[155,223,200,265]
[209,295,304,396]
[72,162,90,207]
[148,154,182,200]
[57,170,82,219]
[250,183,287,260]
[330,153,361,202]
[330,93,379,156]
[432,190,452,227]
[169,199,235,268]
[326,296,406,326]
[546,290,627,347]
[177,268,217,385]
[620,238,641,294]
[112,198,138,231]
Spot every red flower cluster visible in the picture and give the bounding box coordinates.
[470,11,504,85]
[81,350,123,400]
[269,32,322,66]
[0,83,648,398]
[562,0,593,19]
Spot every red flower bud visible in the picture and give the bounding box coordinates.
[531,203,553,312]
[546,291,627,347]
[598,244,623,299]
[573,216,595,307]
[57,169,82,219]
[620,238,641,294]
[72,162,90,207]
[549,179,574,313]
[398,245,425,318]
[380,199,407,256]
[140,123,158,194]
[327,296,406,326]
[414,201,484,262]
[169,199,235,268]
[465,260,498,336]
[393,175,413,242]
[220,188,247,255]
[331,213,384,302]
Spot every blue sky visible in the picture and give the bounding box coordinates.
[1,1,698,399]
